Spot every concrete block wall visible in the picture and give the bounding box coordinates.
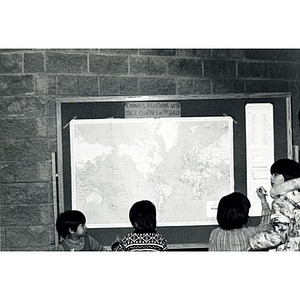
[1,48,300,251]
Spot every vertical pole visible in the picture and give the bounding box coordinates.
[56,99,64,213]
[51,152,59,249]
[286,96,293,159]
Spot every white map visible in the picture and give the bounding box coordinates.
[70,117,234,227]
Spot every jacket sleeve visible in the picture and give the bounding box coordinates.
[259,200,272,226]
[249,230,282,250]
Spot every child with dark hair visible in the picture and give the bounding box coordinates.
[111,200,167,251]
[209,191,272,251]
[56,210,104,251]
[250,158,300,251]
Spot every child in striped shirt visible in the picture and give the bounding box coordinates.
[209,190,273,251]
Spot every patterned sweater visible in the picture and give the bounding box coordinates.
[112,230,167,251]
[249,177,300,251]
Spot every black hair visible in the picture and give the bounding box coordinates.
[217,192,251,230]
[270,158,300,181]
[56,210,86,238]
[129,200,157,231]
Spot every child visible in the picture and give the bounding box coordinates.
[111,200,167,251]
[249,158,300,251]
[56,210,104,251]
[209,190,272,251]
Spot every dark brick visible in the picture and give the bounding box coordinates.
[46,53,68,73]
[0,54,22,73]
[14,118,36,138]
[47,75,57,95]
[0,184,4,204]
[0,226,5,247]
[176,78,194,94]
[0,75,10,95]
[238,61,268,78]
[46,118,56,137]
[194,79,211,94]
[35,74,48,95]
[27,182,51,203]
[0,161,15,182]
[15,161,37,182]
[204,60,236,78]
[37,160,51,181]
[169,58,202,77]
[36,118,47,137]
[140,49,176,56]
[0,118,15,139]
[245,79,290,93]
[244,49,277,60]
[25,96,47,116]
[57,75,78,95]
[2,96,25,116]
[149,57,167,75]
[269,62,298,80]
[1,204,53,226]
[47,49,98,54]
[213,79,245,94]
[89,55,110,74]
[0,75,34,96]
[25,140,49,160]
[6,225,52,247]
[212,49,243,58]
[246,49,300,62]
[49,139,57,153]
[291,81,300,98]
[176,49,197,57]
[0,140,26,160]
[275,49,300,62]
[3,183,27,204]
[47,96,56,115]
[100,76,119,95]
[109,56,128,75]
[139,77,176,95]
[67,54,87,73]
[24,53,44,73]
[78,75,98,96]
[119,77,139,95]
[176,49,212,57]
[130,56,148,75]
[99,49,138,55]
[11,75,34,95]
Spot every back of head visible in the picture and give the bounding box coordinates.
[270,159,300,181]
[129,200,157,231]
[217,192,251,230]
[56,210,86,238]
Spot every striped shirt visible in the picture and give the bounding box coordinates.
[209,202,272,251]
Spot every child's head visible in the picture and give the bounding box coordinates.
[217,192,251,230]
[129,200,157,230]
[270,158,300,186]
[56,210,86,239]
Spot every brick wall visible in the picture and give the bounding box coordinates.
[1,48,300,250]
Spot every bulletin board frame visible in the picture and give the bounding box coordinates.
[56,93,292,250]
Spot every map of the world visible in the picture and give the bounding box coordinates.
[70,117,234,227]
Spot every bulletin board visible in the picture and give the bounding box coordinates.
[56,93,292,250]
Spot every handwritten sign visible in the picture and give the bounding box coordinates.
[125,102,181,118]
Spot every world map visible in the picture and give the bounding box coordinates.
[70,117,234,227]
